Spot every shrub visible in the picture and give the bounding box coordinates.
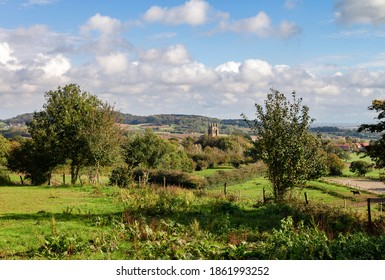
[0,169,12,186]
[326,153,345,176]
[109,166,133,188]
[349,160,373,176]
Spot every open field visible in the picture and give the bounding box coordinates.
[2,164,385,260]
[1,180,385,260]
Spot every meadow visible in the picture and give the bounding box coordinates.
[2,164,385,260]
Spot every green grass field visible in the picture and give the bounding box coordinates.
[2,165,385,260]
[342,152,383,179]
[193,166,234,177]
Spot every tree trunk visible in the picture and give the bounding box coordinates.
[70,163,80,185]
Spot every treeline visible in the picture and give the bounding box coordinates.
[310,126,380,140]
[1,112,250,135]
[2,112,377,139]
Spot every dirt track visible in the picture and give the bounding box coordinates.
[325,177,385,195]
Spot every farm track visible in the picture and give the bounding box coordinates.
[325,177,385,195]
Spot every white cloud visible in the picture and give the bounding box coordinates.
[240,59,273,82]
[335,0,385,24]
[34,53,71,78]
[139,45,191,65]
[217,12,301,39]
[96,52,128,75]
[143,0,210,26]
[22,0,58,7]
[0,42,19,69]
[278,20,302,38]
[215,61,241,73]
[219,12,271,37]
[141,1,300,39]
[81,13,123,36]
[79,14,132,55]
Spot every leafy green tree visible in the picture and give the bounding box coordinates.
[326,153,345,176]
[160,139,194,172]
[27,84,122,185]
[0,134,9,166]
[123,129,170,170]
[358,100,385,168]
[350,160,373,177]
[7,139,54,185]
[244,89,326,201]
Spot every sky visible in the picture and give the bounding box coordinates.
[1,0,385,124]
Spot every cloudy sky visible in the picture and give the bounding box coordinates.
[1,0,385,124]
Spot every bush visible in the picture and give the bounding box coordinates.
[0,169,12,186]
[109,166,133,188]
[326,153,345,176]
[350,160,373,176]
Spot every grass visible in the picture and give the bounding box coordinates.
[193,166,234,177]
[1,181,385,260]
[346,152,373,163]
[0,185,124,259]
[339,152,383,179]
[1,164,385,260]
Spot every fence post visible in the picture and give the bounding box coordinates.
[224,183,227,196]
[304,192,309,205]
[367,198,372,225]
[163,177,166,188]
[263,187,266,204]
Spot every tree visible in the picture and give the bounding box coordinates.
[358,100,385,168]
[243,89,326,201]
[350,160,373,177]
[326,153,345,176]
[123,129,170,170]
[0,134,9,166]
[27,84,122,185]
[7,138,54,185]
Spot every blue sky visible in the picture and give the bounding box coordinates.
[1,0,385,124]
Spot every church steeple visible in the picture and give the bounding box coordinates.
[208,122,219,137]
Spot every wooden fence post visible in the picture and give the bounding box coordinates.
[367,198,372,225]
[163,177,166,188]
[304,192,309,205]
[224,183,227,196]
[263,187,266,204]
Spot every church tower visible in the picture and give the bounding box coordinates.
[208,122,219,137]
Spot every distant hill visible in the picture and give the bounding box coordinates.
[116,113,249,134]
[2,112,378,139]
[1,112,250,135]
[2,113,34,126]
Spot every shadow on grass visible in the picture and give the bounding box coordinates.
[0,200,295,234]
[0,211,124,224]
